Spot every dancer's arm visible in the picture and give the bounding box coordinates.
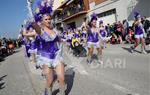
[32,22,41,35]
[23,29,36,37]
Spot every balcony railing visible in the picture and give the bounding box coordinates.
[54,0,86,22]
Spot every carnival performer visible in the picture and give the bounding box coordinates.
[99,20,107,48]
[130,12,147,54]
[87,13,103,64]
[23,22,37,64]
[81,26,87,46]
[65,28,73,53]
[74,28,81,42]
[29,1,65,95]
[21,25,31,58]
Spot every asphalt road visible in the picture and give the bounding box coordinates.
[0,44,149,95]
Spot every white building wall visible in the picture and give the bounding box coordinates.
[64,15,86,28]
[127,0,150,20]
[89,0,128,22]
[53,0,66,10]
[88,0,150,24]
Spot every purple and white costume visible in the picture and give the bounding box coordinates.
[36,29,63,68]
[22,37,31,57]
[65,33,72,46]
[81,31,87,39]
[99,27,107,40]
[74,33,80,39]
[28,36,37,54]
[87,28,100,48]
[134,23,144,39]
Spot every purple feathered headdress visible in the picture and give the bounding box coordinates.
[91,13,97,22]
[34,13,42,22]
[34,0,53,22]
[134,11,141,18]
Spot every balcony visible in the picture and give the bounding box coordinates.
[54,0,88,22]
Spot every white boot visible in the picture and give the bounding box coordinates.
[141,45,147,54]
[97,55,103,64]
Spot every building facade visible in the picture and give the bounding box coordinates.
[88,0,150,25]
[53,0,66,10]
[53,0,150,29]
[53,0,89,29]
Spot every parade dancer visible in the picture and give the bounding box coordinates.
[87,13,103,64]
[99,20,108,48]
[21,29,31,58]
[81,26,87,46]
[25,0,37,63]
[29,1,65,95]
[74,29,80,39]
[130,12,147,54]
[65,29,73,53]
[23,22,37,64]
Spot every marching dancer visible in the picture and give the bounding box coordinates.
[23,22,37,64]
[33,2,65,95]
[87,13,103,64]
[81,26,87,46]
[23,0,66,95]
[130,12,147,54]
[99,20,108,48]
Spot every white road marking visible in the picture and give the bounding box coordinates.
[112,84,140,95]
[89,73,141,95]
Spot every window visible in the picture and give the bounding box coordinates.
[97,9,116,18]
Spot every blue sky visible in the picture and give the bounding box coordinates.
[0,0,28,39]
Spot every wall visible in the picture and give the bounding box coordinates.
[127,0,150,20]
[53,0,66,10]
[63,14,86,28]
[89,0,127,22]
[88,0,150,25]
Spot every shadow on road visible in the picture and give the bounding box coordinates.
[122,47,132,53]
[52,68,75,95]
[0,75,7,90]
[122,47,150,54]
[122,47,142,53]
[65,68,75,95]
[146,50,150,53]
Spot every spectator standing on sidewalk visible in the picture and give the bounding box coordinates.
[123,19,129,40]
[142,16,150,37]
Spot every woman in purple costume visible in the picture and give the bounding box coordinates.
[130,12,147,54]
[23,37,31,57]
[32,14,65,95]
[65,30,73,53]
[23,23,37,63]
[99,20,108,48]
[81,27,87,43]
[87,13,103,64]
[74,29,81,42]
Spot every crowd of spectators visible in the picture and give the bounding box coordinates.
[0,38,22,61]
